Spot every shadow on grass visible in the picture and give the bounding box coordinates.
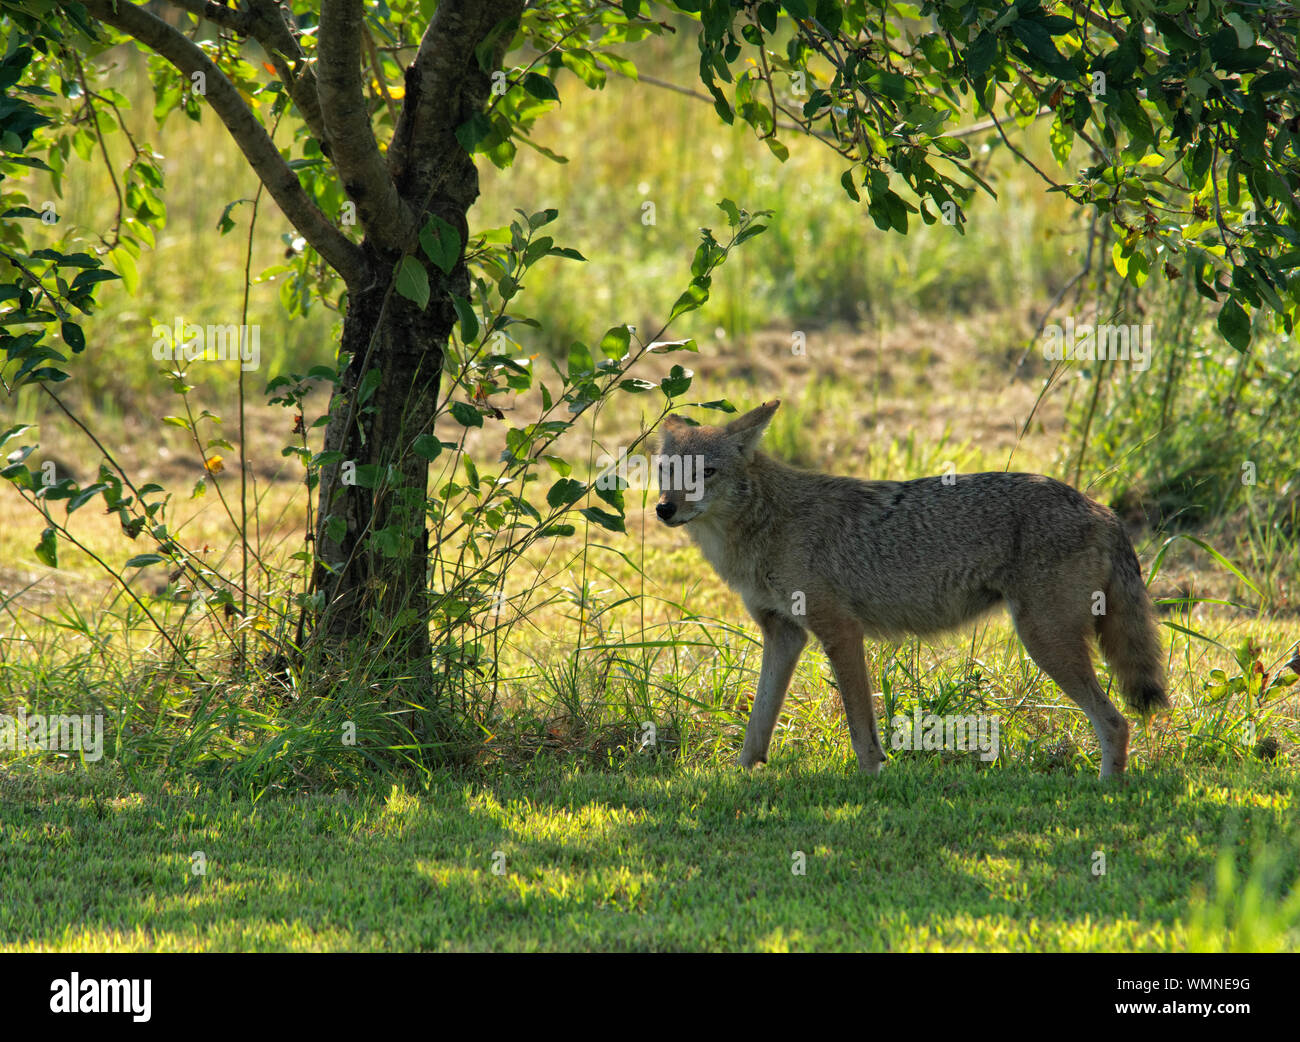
[1,757,1296,951]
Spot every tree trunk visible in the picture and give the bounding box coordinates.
[309,270,450,689]
[309,2,518,694]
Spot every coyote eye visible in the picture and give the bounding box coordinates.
[703,467,716,478]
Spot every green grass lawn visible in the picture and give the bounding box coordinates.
[2,757,1296,952]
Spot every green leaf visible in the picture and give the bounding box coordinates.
[451,294,479,343]
[311,451,347,469]
[594,483,624,512]
[61,321,85,353]
[966,30,998,82]
[660,365,693,397]
[107,245,139,295]
[1125,249,1149,288]
[413,434,444,461]
[669,280,710,319]
[561,49,606,89]
[1011,19,1072,77]
[35,527,58,568]
[372,526,404,559]
[68,484,109,512]
[522,72,559,101]
[1049,112,1074,165]
[547,478,586,509]
[598,325,631,359]
[527,208,559,230]
[579,506,625,533]
[522,235,555,266]
[1217,298,1251,351]
[125,553,166,568]
[567,340,594,376]
[358,367,383,405]
[933,136,971,160]
[395,255,430,309]
[1,463,34,490]
[420,214,461,275]
[450,401,484,428]
[595,51,638,81]
[0,425,35,453]
[1112,239,1133,278]
[1115,92,1154,148]
[1225,13,1254,48]
[352,464,388,489]
[217,199,244,234]
[455,112,492,152]
[648,339,698,354]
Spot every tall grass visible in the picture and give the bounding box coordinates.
[1049,239,1300,614]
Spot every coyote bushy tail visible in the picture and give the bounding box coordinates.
[1097,535,1170,716]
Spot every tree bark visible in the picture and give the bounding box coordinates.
[309,275,447,683]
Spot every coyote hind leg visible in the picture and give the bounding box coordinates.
[812,616,886,775]
[1010,605,1130,777]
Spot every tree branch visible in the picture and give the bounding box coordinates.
[167,0,255,36]
[82,0,367,287]
[387,0,523,210]
[167,0,332,157]
[318,0,413,251]
[1069,0,1168,59]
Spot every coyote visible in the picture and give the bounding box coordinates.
[655,401,1169,778]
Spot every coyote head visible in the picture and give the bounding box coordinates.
[655,400,779,526]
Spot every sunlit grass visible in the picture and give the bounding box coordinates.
[1,761,1295,951]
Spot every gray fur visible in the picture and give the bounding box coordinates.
[657,401,1169,778]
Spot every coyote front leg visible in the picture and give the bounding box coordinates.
[738,611,807,768]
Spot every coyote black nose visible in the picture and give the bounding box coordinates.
[656,502,676,522]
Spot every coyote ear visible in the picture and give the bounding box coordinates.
[660,413,692,443]
[724,400,780,457]
[658,413,691,451]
